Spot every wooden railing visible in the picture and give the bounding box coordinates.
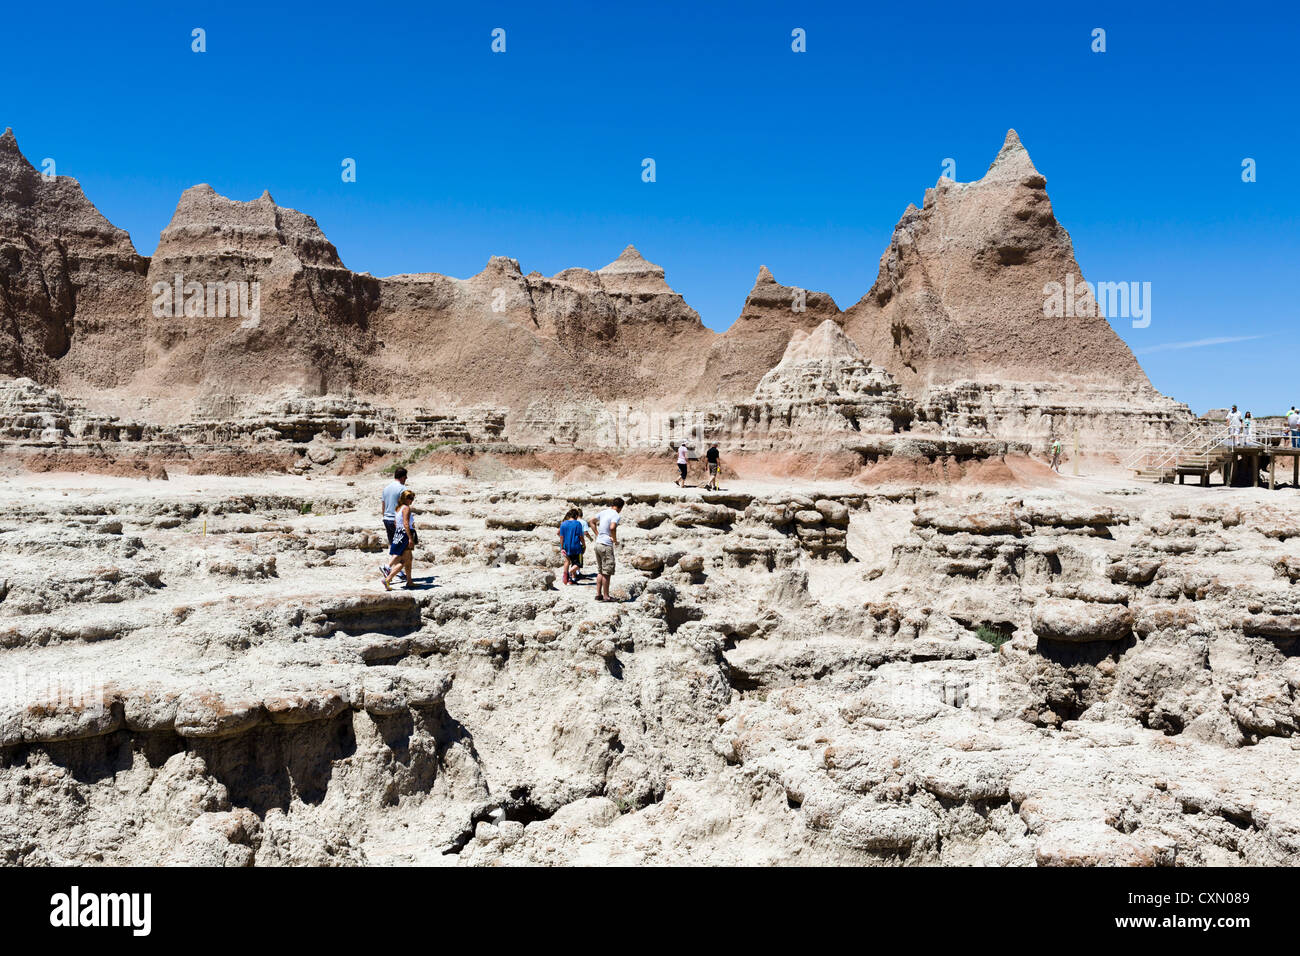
[1123,422,1230,474]
[1126,422,1300,480]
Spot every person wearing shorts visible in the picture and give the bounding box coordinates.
[705,443,720,490]
[558,508,588,585]
[675,441,689,487]
[380,489,416,590]
[380,467,409,582]
[590,498,623,602]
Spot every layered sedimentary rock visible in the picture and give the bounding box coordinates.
[915,380,1193,448]
[375,245,714,417]
[693,266,843,400]
[0,375,135,442]
[685,319,914,450]
[0,127,1188,451]
[0,377,504,478]
[138,185,383,397]
[0,129,147,385]
[3,475,1299,865]
[844,130,1143,389]
[751,319,911,431]
[841,130,1190,446]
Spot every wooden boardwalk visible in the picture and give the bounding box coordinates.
[1129,424,1300,489]
[1214,443,1300,490]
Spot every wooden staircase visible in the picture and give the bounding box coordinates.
[1126,423,1232,484]
[1127,423,1300,487]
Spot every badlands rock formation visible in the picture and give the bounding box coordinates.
[139,184,382,398]
[842,131,1187,446]
[1,465,1298,866]
[1,127,1249,868]
[375,245,714,415]
[688,319,915,451]
[0,128,146,386]
[751,319,910,432]
[844,131,1140,389]
[693,265,844,400]
[0,377,506,479]
[0,127,1187,451]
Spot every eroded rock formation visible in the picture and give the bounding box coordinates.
[0,127,1188,451]
[694,265,843,400]
[841,130,1188,445]
[2,473,1298,865]
[139,185,382,398]
[0,128,147,386]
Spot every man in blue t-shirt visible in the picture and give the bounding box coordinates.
[380,467,408,582]
[557,508,588,585]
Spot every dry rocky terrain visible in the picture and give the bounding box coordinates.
[2,461,1298,866]
[0,122,1282,869]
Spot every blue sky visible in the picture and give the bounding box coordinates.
[2,1,1295,413]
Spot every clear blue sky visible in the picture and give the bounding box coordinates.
[2,0,1295,414]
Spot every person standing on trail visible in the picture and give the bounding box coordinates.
[705,443,721,490]
[675,440,690,487]
[1050,437,1063,473]
[1288,406,1300,449]
[589,498,623,602]
[381,467,408,582]
[557,508,588,586]
[1227,406,1242,448]
[1244,411,1255,446]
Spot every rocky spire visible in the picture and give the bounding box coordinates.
[980,128,1045,185]
[596,244,672,294]
[0,127,22,158]
[0,128,145,384]
[843,128,1146,390]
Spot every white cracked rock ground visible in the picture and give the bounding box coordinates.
[1,469,1298,866]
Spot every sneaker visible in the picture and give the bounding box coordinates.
[378,569,392,591]
[398,570,408,582]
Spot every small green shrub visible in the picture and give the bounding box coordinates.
[976,625,1011,648]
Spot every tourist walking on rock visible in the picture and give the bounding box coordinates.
[1227,406,1242,448]
[675,440,690,487]
[1050,436,1062,473]
[380,489,417,590]
[589,498,622,602]
[705,442,721,490]
[558,508,588,586]
[381,467,409,582]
